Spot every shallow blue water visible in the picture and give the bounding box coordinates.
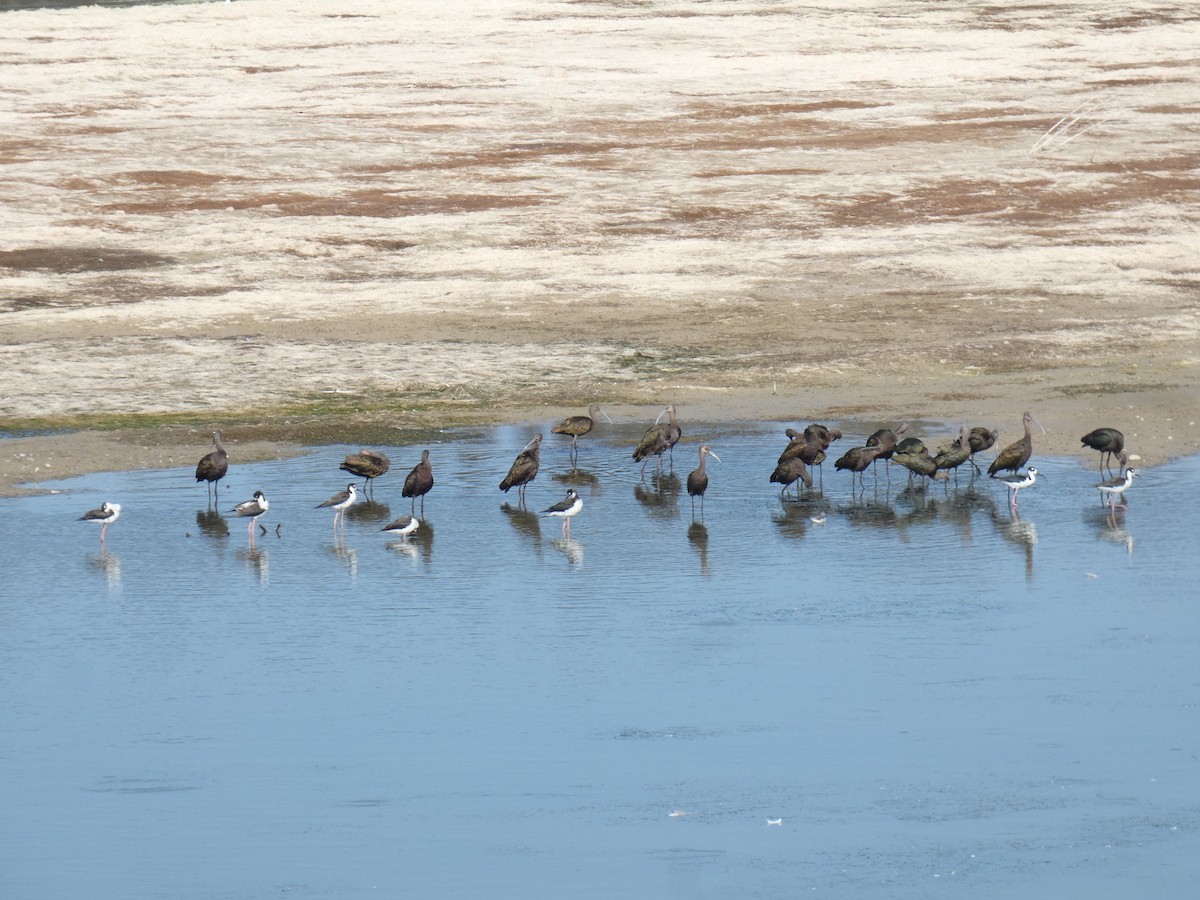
[2,421,1197,899]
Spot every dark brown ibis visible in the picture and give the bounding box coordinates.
[632,405,681,476]
[866,422,907,483]
[988,411,1044,478]
[552,405,611,462]
[340,448,390,497]
[933,427,972,482]
[1080,427,1125,476]
[966,426,999,473]
[894,436,926,457]
[770,457,812,499]
[402,449,434,515]
[500,433,542,504]
[686,444,721,519]
[892,448,941,486]
[834,446,882,489]
[195,430,228,501]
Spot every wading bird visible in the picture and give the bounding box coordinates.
[1097,467,1138,506]
[195,431,228,500]
[967,426,999,473]
[988,412,1044,477]
[552,405,611,463]
[686,444,721,519]
[543,488,583,539]
[996,467,1039,511]
[632,405,681,476]
[1080,428,1125,477]
[402,450,434,515]
[770,457,813,499]
[500,434,542,503]
[80,501,121,544]
[381,514,420,541]
[316,483,358,532]
[834,445,882,490]
[231,490,269,538]
[340,449,390,497]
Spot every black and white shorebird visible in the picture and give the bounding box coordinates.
[1097,467,1138,506]
[232,490,269,537]
[402,450,434,516]
[80,501,121,544]
[316,483,358,532]
[381,514,420,541]
[195,430,228,500]
[995,467,1039,511]
[543,488,583,539]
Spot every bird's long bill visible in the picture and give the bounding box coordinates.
[600,408,614,424]
[1032,415,1047,435]
[654,407,668,425]
[708,450,722,463]
[521,436,539,451]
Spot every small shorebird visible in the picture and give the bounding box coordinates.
[80,501,121,544]
[231,490,269,537]
[996,467,1039,511]
[316,483,358,532]
[381,514,420,541]
[195,430,228,500]
[1097,467,1138,506]
[543,488,583,539]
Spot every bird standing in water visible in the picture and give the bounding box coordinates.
[1097,468,1138,506]
[80,501,121,544]
[686,444,721,519]
[500,434,542,504]
[543,488,583,539]
[1080,428,1125,477]
[988,412,1044,477]
[996,467,1040,511]
[402,449,434,515]
[552,405,611,464]
[316,483,358,533]
[632,405,681,476]
[195,430,228,501]
[381,514,420,541]
[339,449,390,497]
[232,490,269,538]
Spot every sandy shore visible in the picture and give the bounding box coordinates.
[1,0,1197,495]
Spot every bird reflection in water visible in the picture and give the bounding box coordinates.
[346,499,392,526]
[550,537,583,568]
[236,545,269,584]
[501,504,542,555]
[1087,505,1134,557]
[552,468,600,495]
[1000,510,1037,582]
[772,501,828,540]
[328,539,358,579]
[195,508,230,539]
[633,473,680,521]
[687,521,710,576]
[86,549,122,592]
[387,521,435,564]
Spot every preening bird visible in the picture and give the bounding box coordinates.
[500,434,542,503]
[632,405,681,475]
[340,449,390,496]
[381,514,420,540]
[232,490,269,537]
[80,501,121,544]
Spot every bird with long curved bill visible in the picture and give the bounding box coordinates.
[402,450,434,515]
[686,445,720,519]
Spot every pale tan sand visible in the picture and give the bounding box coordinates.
[1,0,1197,495]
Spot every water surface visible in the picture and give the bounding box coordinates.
[2,422,1197,899]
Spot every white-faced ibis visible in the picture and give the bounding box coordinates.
[500,434,542,503]
[988,412,1044,477]
[1097,467,1138,506]
[543,488,583,538]
[316,483,358,532]
[834,445,882,489]
[195,430,228,500]
[996,467,1039,511]
[966,426,999,473]
[933,427,972,482]
[340,448,390,497]
[894,436,926,456]
[232,490,269,538]
[770,457,812,499]
[552,405,611,462]
[80,501,121,544]
[632,405,681,476]
[891,448,940,485]
[1081,428,1125,476]
[381,514,420,541]
[402,449,434,515]
[865,422,907,483]
[686,444,721,518]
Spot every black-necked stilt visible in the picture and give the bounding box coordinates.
[381,514,420,540]
[1081,428,1125,477]
[500,434,542,504]
[552,405,611,464]
[989,412,1045,477]
[195,430,228,500]
[834,445,883,490]
[770,456,812,499]
[996,466,1039,510]
[686,444,720,518]
[232,490,269,537]
[316,483,358,531]
[632,405,681,476]
[402,449,434,515]
[340,449,390,497]
[1097,467,1137,505]
[543,488,582,538]
[80,501,121,543]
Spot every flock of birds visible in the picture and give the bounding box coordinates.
[77,407,1141,547]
